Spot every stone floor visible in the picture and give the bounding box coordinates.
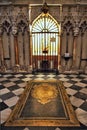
[0,73,87,130]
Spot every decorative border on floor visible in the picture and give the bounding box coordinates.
[5,80,80,127]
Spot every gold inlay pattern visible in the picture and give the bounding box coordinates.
[31,83,58,104]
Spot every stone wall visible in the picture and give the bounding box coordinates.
[0,0,87,73]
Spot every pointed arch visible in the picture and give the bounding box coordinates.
[31,13,60,71]
[32,13,60,33]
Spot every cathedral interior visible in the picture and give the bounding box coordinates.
[0,0,87,130]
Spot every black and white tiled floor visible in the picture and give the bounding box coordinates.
[0,73,87,130]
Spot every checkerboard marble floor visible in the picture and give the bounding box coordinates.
[0,73,87,130]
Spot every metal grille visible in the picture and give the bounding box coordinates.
[32,13,59,71]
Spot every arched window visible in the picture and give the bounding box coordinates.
[32,13,60,56]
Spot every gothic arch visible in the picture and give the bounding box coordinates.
[31,13,60,71]
[79,18,87,34]
[1,15,11,34]
[16,12,29,34]
[2,20,11,34]
[62,16,75,27]
[17,20,28,34]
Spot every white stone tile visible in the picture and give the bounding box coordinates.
[84,77,87,81]
[12,88,24,96]
[4,96,19,107]
[3,74,12,77]
[0,98,2,102]
[80,74,87,77]
[3,82,16,87]
[71,78,81,82]
[55,128,61,130]
[15,74,23,77]
[22,77,32,82]
[69,74,78,77]
[80,88,87,95]
[25,74,34,77]
[0,78,8,82]
[9,78,20,82]
[47,74,55,78]
[0,88,10,95]
[75,82,87,88]
[70,96,84,107]
[1,108,12,124]
[63,82,73,88]
[35,78,44,80]
[17,82,26,88]
[58,74,67,77]
[35,74,45,77]
[23,128,30,130]
[75,108,87,126]
[66,88,77,95]
[59,78,69,81]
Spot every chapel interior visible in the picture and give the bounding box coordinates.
[0,0,87,130]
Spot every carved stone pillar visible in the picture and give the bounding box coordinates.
[58,34,61,70]
[0,25,4,66]
[10,34,15,67]
[24,31,29,66]
[29,5,33,71]
[29,34,32,66]
[80,21,87,70]
[81,31,87,69]
[14,35,19,65]
[73,26,79,68]
[12,25,19,65]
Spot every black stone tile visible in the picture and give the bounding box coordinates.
[0,80,10,84]
[0,85,5,90]
[67,80,77,84]
[0,102,8,111]
[1,92,15,101]
[80,80,87,84]
[74,92,87,100]
[70,85,82,91]
[73,105,78,110]
[7,76,16,79]
[80,101,87,111]
[19,76,27,79]
[14,80,24,84]
[8,85,20,91]
[77,76,85,79]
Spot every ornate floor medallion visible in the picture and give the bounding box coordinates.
[31,83,58,104]
[5,80,80,127]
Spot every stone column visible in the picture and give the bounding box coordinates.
[29,5,33,71]
[29,33,32,66]
[61,31,67,67]
[58,5,62,70]
[75,32,82,69]
[18,32,23,65]
[58,34,61,70]
[68,31,73,70]
[81,31,87,69]
[12,25,19,65]
[24,31,29,66]
[0,25,4,66]
[10,33,15,67]
[72,26,79,68]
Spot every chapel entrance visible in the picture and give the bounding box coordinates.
[32,13,60,72]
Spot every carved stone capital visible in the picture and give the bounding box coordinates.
[12,25,18,35]
[73,26,79,36]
